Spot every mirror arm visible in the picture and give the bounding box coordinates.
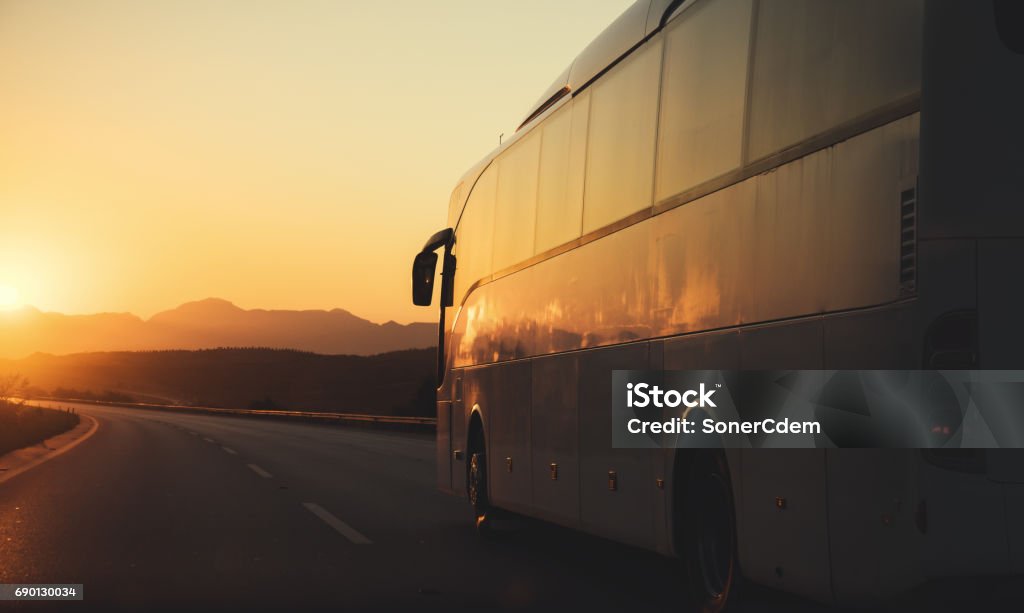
[421,228,454,254]
[418,227,455,385]
[440,248,456,308]
[420,227,455,308]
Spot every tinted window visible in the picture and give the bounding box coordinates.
[534,96,588,254]
[583,39,662,234]
[493,131,541,271]
[656,0,753,201]
[747,0,922,160]
[454,166,496,304]
[446,183,464,229]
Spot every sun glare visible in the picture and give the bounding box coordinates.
[0,285,22,310]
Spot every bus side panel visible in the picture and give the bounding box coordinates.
[1007,484,1024,574]
[914,239,976,363]
[663,329,740,372]
[827,450,924,603]
[919,458,1010,576]
[918,1,1024,578]
[821,300,919,600]
[738,449,832,602]
[823,304,916,369]
[738,318,822,370]
[977,241,1024,570]
[908,237,1015,578]
[531,353,581,527]
[735,318,833,600]
[828,115,920,312]
[465,361,533,512]
[578,342,656,549]
[648,339,673,556]
[978,240,1024,369]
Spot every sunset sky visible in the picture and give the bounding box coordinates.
[0,0,631,323]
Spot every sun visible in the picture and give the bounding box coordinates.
[0,285,22,310]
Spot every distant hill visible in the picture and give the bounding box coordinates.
[0,298,437,359]
[2,347,436,417]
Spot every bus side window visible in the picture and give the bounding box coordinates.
[446,183,463,230]
[746,0,922,161]
[453,167,496,306]
[493,132,541,272]
[534,96,588,255]
[655,0,753,202]
[582,38,662,234]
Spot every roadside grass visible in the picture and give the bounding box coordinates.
[0,401,81,457]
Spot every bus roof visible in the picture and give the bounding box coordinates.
[450,0,680,225]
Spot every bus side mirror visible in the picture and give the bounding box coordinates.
[412,251,439,306]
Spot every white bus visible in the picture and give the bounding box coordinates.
[412,1,1024,609]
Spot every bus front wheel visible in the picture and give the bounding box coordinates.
[467,431,493,536]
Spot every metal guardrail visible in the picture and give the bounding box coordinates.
[30,397,436,429]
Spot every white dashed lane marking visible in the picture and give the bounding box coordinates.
[247,464,272,478]
[303,503,372,545]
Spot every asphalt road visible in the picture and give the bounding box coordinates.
[0,403,1009,611]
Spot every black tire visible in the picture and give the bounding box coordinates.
[467,429,494,536]
[681,452,739,612]
[468,452,488,511]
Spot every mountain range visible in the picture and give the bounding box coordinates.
[0,298,437,359]
[2,348,436,416]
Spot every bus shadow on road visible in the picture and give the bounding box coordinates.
[464,514,828,612]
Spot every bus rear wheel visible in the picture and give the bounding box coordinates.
[681,452,738,612]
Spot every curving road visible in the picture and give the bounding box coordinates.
[0,402,703,611]
[0,402,1001,611]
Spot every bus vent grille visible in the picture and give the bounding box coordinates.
[899,186,917,293]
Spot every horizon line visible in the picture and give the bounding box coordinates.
[0,297,436,327]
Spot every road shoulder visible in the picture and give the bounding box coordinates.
[0,412,99,485]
